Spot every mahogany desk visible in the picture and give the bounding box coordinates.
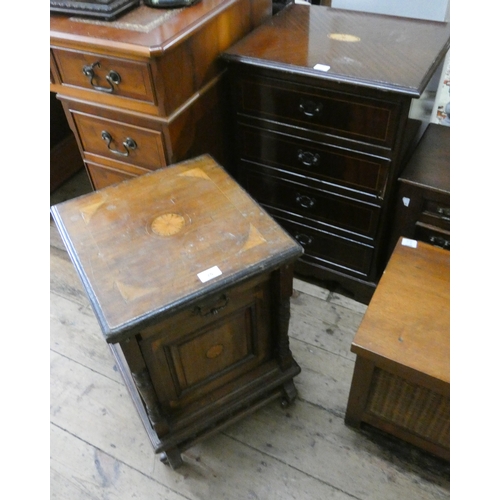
[345,237,450,460]
[50,0,272,190]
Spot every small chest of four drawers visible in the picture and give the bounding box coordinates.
[222,5,450,302]
[233,73,397,283]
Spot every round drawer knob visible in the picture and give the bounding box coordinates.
[297,150,321,167]
[295,233,313,246]
[295,193,316,209]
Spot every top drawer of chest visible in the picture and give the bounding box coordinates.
[52,48,156,105]
[233,75,401,149]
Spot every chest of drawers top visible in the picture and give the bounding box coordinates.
[222,4,450,96]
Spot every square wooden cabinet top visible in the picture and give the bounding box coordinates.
[51,155,303,342]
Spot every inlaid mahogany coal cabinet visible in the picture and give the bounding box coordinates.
[222,4,450,302]
[50,155,303,469]
[50,0,272,190]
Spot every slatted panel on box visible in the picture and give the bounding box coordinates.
[366,368,450,448]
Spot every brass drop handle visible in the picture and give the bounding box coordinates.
[297,149,321,167]
[295,233,313,247]
[299,98,323,118]
[82,62,121,93]
[436,206,450,219]
[295,193,316,209]
[429,235,450,249]
[101,131,137,157]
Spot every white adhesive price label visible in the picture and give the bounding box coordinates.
[401,238,418,248]
[313,64,331,72]
[197,266,222,283]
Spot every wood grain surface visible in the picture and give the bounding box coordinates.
[222,4,450,95]
[51,155,302,341]
[50,170,450,499]
[352,239,450,385]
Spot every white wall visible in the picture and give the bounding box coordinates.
[330,0,450,22]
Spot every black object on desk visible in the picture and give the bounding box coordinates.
[144,0,201,7]
[50,0,140,20]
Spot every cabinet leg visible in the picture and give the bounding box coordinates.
[159,447,183,469]
[345,356,375,428]
[281,380,298,408]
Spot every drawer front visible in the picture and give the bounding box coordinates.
[423,198,450,223]
[238,124,390,198]
[418,211,450,232]
[138,275,272,412]
[237,76,400,148]
[71,111,167,170]
[415,223,450,250]
[85,161,150,190]
[52,48,156,104]
[241,167,380,239]
[271,213,374,278]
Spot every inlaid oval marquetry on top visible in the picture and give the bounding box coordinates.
[150,213,185,236]
[206,344,224,359]
[328,33,361,42]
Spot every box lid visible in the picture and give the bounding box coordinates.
[351,238,449,386]
[51,155,303,343]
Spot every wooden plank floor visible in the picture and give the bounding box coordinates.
[50,169,450,500]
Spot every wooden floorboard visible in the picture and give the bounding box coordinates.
[50,170,450,499]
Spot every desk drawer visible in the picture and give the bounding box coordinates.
[418,210,450,232]
[241,167,380,239]
[52,48,156,105]
[270,213,374,279]
[85,160,151,190]
[70,109,167,170]
[238,124,390,199]
[422,198,450,229]
[236,76,400,148]
[415,223,450,250]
